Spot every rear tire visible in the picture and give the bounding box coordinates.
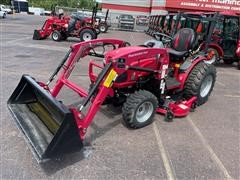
[183,62,216,105]
[122,90,158,129]
[223,59,234,64]
[51,30,62,41]
[61,32,68,40]
[79,29,96,42]
[99,23,108,33]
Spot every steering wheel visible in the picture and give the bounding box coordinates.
[153,32,173,44]
[89,43,116,58]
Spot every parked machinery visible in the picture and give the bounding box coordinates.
[8,24,216,162]
[33,4,104,42]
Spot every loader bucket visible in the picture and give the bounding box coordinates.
[7,75,83,163]
[33,30,45,40]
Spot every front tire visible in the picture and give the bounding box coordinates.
[183,62,216,105]
[122,90,158,129]
[51,30,62,41]
[79,29,96,42]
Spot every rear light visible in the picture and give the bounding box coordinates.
[64,24,68,28]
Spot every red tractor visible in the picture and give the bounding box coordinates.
[8,28,216,162]
[164,11,240,68]
[146,13,179,38]
[33,5,100,42]
[209,12,240,68]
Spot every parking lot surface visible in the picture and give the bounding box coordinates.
[0,14,239,179]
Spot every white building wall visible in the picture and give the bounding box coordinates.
[102,0,151,24]
[103,0,151,7]
[151,0,167,15]
[152,0,165,6]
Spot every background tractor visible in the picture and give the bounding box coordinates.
[33,4,105,42]
[210,12,240,67]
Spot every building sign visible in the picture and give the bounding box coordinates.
[166,0,240,13]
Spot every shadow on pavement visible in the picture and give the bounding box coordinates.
[40,104,122,175]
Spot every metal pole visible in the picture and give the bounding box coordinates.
[18,0,20,13]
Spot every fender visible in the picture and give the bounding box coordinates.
[177,56,207,89]
[202,43,224,58]
[208,43,224,58]
[79,26,99,37]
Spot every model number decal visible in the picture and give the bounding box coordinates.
[128,51,148,58]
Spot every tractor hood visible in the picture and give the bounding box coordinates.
[104,46,169,67]
[105,46,148,62]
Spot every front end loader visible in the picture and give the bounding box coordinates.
[33,4,100,42]
[8,35,216,162]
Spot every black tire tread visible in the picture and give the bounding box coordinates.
[183,62,216,105]
[79,29,96,42]
[99,22,108,33]
[51,30,62,41]
[122,90,158,129]
[223,58,234,64]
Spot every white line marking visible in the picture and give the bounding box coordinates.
[187,116,233,180]
[130,32,135,44]
[216,81,226,87]
[6,36,31,44]
[14,43,68,52]
[218,71,240,76]
[224,95,240,98]
[2,23,35,26]
[153,122,175,180]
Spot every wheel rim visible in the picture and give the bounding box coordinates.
[136,101,153,123]
[53,33,59,40]
[83,32,92,41]
[211,55,216,62]
[200,75,213,97]
[100,25,106,32]
[207,49,218,64]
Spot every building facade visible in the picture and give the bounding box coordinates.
[102,0,240,16]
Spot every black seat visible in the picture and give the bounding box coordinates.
[167,28,197,60]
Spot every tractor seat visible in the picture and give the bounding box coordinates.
[168,28,197,61]
[72,14,85,21]
[167,48,188,59]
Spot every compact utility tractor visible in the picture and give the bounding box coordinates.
[33,4,100,42]
[8,28,216,162]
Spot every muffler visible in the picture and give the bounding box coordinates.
[7,75,83,163]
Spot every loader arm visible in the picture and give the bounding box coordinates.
[7,39,128,162]
[48,39,129,97]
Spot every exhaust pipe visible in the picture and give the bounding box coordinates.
[7,75,83,163]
